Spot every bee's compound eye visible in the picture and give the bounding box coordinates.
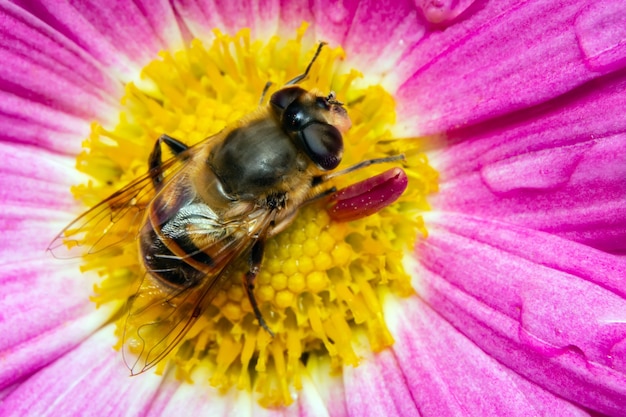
[300,122,343,170]
[270,87,306,112]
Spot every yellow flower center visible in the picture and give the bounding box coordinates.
[73,24,438,406]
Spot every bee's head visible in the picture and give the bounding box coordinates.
[270,86,351,170]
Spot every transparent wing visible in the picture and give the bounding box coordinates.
[47,135,218,259]
[121,207,275,375]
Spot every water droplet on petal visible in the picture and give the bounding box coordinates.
[414,0,477,26]
[480,143,593,193]
[574,1,626,72]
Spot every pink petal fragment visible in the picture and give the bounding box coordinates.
[13,0,184,82]
[329,168,408,222]
[391,0,519,92]
[0,3,121,152]
[413,213,626,416]
[0,205,76,267]
[430,72,626,252]
[310,0,360,48]
[0,260,112,390]
[395,0,626,136]
[295,373,335,417]
[0,142,80,208]
[387,296,589,416]
[278,0,314,36]
[173,0,280,42]
[148,366,240,417]
[2,326,163,417]
[341,0,426,81]
[150,360,336,417]
[343,343,419,417]
[307,356,349,417]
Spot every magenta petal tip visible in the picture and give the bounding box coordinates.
[329,168,408,222]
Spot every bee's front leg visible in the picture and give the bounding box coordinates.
[148,134,189,189]
[245,239,275,336]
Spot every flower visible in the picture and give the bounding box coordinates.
[2,1,626,416]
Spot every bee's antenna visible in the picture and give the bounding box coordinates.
[285,42,327,85]
[258,42,326,103]
[259,81,272,105]
[320,154,406,182]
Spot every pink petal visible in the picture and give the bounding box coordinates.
[395,0,626,135]
[0,260,112,390]
[0,143,80,208]
[0,206,75,267]
[307,357,348,417]
[149,366,336,417]
[0,3,122,152]
[412,213,626,416]
[148,369,240,416]
[0,144,84,265]
[343,341,419,416]
[318,0,426,80]
[430,71,626,252]
[13,0,184,81]
[1,326,163,417]
[277,0,315,36]
[310,0,360,49]
[387,296,590,416]
[173,0,281,41]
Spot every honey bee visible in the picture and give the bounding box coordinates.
[49,43,405,375]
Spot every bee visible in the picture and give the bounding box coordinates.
[49,43,405,375]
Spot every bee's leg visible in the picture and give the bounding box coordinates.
[148,134,189,189]
[285,42,326,85]
[245,240,275,336]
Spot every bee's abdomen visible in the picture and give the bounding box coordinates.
[139,201,223,289]
[140,225,213,288]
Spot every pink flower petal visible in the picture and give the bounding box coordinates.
[13,0,184,81]
[148,365,336,417]
[0,260,113,390]
[0,144,84,264]
[0,4,123,152]
[0,143,80,208]
[387,295,590,416]
[173,0,281,41]
[147,368,241,416]
[429,72,626,252]
[412,213,626,416]
[343,341,419,416]
[1,326,163,417]
[309,0,360,48]
[395,0,626,135]
[307,357,348,416]
[1,206,74,266]
[277,0,315,36]
[317,0,426,80]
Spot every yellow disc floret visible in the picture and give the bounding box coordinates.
[76,24,438,406]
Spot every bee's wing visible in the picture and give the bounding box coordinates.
[47,135,218,259]
[122,207,275,375]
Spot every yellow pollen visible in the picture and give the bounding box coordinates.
[74,24,438,406]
